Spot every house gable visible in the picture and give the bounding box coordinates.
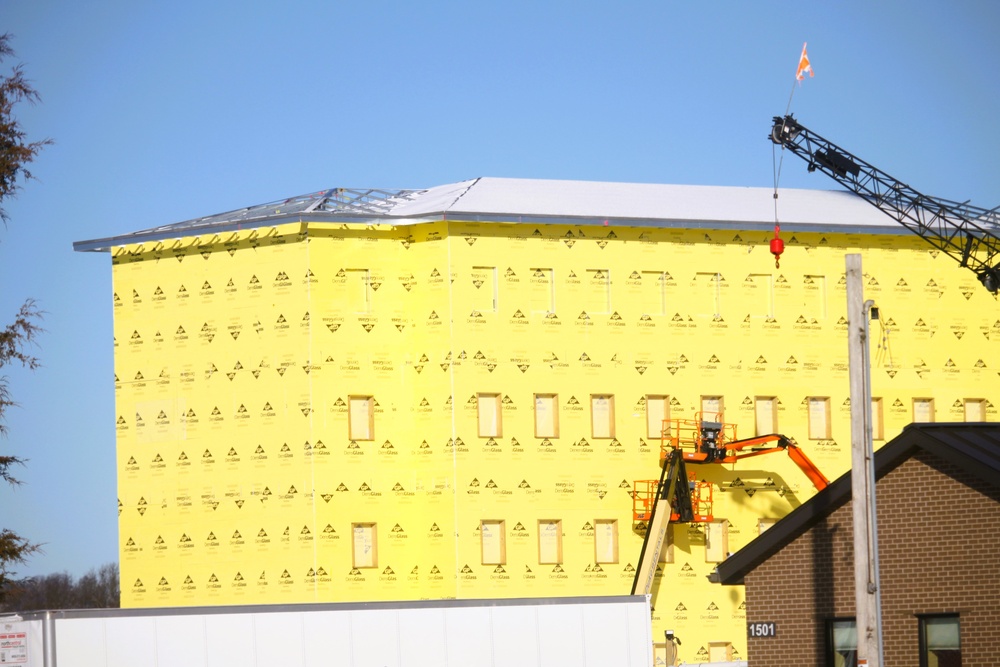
[738,443,1000,665]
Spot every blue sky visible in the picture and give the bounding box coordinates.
[2,1,998,579]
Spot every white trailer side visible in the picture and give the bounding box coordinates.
[2,595,652,667]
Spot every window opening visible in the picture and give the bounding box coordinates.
[591,394,615,439]
[534,394,559,438]
[349,396,374,441]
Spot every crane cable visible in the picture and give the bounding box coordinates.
[771,138,786,269]
[770,49,808,270]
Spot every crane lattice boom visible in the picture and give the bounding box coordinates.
[770,115,1000,292]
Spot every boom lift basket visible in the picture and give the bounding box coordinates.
[660,412,739,465]
[632,475,714,523]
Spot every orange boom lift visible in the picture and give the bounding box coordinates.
[631,412,829,596]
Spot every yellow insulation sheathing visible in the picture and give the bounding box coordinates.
[111,221,997,660]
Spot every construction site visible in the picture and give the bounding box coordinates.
[63,115,999,664]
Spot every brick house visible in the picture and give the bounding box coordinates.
[714,423,1000,666]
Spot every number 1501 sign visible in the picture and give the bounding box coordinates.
[747,622,776,638]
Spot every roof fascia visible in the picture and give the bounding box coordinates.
[74,212,907,253]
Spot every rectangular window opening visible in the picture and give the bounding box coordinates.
[872,397,885,440]
[477,393,502,438]
[349,395,374,441]
[964,398,985,422]
[708,643,733,663]
[594,519,619,564]
[352,523,377,568]
[804,274,828,320]
[913,398,935,424]
[746,273,774,319]
[529,267,555,315]
[758,518,778,535]
[808,397,832,440]
[658,524,674,564]
[534,394,559,438]
[538,520,563,565]
[695,272,722,320]
[471,266,498,313]
[705,520,729,563]
[343,268,372,314]
[481,520,506,565]
[641,271,667,316]
[701,395,724,422]
[646,395,670,441]
[591,394,615,439]
[586,269,612,314]
[755,396,778,436]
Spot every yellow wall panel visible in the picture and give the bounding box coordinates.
[108,220,997,658]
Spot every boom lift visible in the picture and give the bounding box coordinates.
[630,413,829,596]
[770,115,1000,292]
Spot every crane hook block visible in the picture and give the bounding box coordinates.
[770,236,784,268]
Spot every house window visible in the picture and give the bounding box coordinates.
[872,397,885,440]
[919,614,961,667]
[477,393,502,438]
[591,394,615,439]
[808,397,832,439]
[825,618,857,667]
[913,398,935,423]
[646,395,670,440]
[348,396,374,441]
[964,398,986,422]
[480,520,506,565]
[755,396,778,436]
[594,519,619,564]
[534,394,559,438]
[351,523,377,568]
[705,520,729,563]
[538,520,562,564]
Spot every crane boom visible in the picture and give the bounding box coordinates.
[770,115,1000,292]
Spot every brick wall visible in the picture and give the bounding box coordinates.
[743,450,1000,665]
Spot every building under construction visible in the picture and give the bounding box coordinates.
[76,177,998,664]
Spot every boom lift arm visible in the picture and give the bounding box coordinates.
[681,431,831,493]
[770,115,1000,292]
[662,416,831,492]
[631,424,830,596]
[631,449,694,596]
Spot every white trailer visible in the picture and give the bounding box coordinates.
[0,594,651,667]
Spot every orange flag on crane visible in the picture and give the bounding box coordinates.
[796,42,814,81]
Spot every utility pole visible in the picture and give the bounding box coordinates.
[846,254,884,666]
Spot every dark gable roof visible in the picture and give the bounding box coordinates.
[714,423,1000,585]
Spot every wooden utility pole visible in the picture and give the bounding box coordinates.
[846,254,884,666]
